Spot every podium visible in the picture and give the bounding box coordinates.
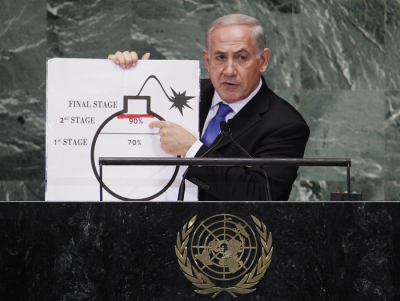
[0,155,386,300]
[0,201,399,300]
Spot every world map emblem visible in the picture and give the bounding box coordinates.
[175,214,273,298]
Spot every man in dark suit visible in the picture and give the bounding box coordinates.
[108,14,309,201]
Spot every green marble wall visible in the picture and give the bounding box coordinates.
[0,0,399,200]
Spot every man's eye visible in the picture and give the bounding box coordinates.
[216,55,225,60]
[239,56,246,61]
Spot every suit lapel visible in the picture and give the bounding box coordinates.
[199,79,214,134]
[201,76,273,150]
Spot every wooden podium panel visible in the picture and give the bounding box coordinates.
[1,202,399,300]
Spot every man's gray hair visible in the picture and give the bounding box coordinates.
[205,14,266,56]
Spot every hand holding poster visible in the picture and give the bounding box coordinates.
[46,59,199,201]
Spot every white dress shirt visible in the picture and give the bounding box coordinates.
[185,79,262,157]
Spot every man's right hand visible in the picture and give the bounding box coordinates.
[107,51,150,69]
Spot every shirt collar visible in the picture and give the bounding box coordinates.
[211,78,263,113]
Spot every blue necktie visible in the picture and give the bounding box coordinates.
[201,103,232,147]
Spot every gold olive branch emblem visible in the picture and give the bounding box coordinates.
[175,215,273,298]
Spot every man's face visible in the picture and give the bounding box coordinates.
[203,24,270,103]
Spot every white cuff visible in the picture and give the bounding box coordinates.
[185,140,203,158]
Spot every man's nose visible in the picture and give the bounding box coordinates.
[223,59,237,77]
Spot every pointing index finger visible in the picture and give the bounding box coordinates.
[149,121,165,128]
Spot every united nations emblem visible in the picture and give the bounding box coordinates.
[175,214,273,298]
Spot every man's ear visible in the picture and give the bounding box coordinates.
[202,49,211,73]
[259,48,271,73]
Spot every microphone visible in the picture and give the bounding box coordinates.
[219,120,272,201]
[178,119,272,201]
[220,120,230,135]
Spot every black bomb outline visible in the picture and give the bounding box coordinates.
[91,75,194,201]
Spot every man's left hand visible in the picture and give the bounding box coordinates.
[150,121,197,157]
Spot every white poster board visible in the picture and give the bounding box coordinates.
[46,59,199,201]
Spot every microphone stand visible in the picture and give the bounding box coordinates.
[178,119,272,201]
[221,120,272,201]
[177,134,225,201]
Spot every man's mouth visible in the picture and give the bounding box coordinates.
[223,82,238,86]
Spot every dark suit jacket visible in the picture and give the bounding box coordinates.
[186,76,310,201]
